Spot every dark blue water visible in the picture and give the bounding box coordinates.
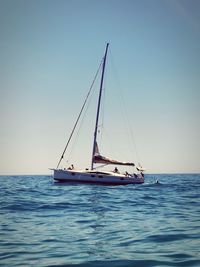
[0,174,199,267]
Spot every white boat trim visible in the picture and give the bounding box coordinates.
[52,169,144,185]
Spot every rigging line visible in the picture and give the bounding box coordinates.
[123,98,141,164]
[93,163,108,169]
[118,85,141,164]
[109,50,141,164]
[66,79,98,165]
[56,59,104,169]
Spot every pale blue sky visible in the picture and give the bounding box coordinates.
[0,0,199,174]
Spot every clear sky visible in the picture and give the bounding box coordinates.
[0,0,199,174]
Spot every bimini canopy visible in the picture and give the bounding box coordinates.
[93,142,135,166]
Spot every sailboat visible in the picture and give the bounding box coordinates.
[52,43,145,185]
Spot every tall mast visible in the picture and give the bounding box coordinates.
[91,43,109,170]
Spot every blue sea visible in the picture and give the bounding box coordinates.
[0,174,199,267]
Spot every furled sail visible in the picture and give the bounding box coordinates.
[93,142,135,166]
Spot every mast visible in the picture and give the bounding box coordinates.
[91,43,109,170]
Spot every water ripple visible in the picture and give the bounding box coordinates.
[0,174,200,267]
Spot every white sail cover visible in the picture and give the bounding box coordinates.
[93,142,135,166]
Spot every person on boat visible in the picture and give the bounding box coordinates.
[68,164,74,170]
[113,167,119,173]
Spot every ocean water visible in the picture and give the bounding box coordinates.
[0,174,199,267]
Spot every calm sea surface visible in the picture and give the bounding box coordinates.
[0,174,199,267]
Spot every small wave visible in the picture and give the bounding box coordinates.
[46,259,163,267]
[164,253,193,259]
[0,174,199,267]
[147,233,191,243]
[46,259,200,267]
[1,201,89,212]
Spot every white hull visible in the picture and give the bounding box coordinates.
[53,169,144,185]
